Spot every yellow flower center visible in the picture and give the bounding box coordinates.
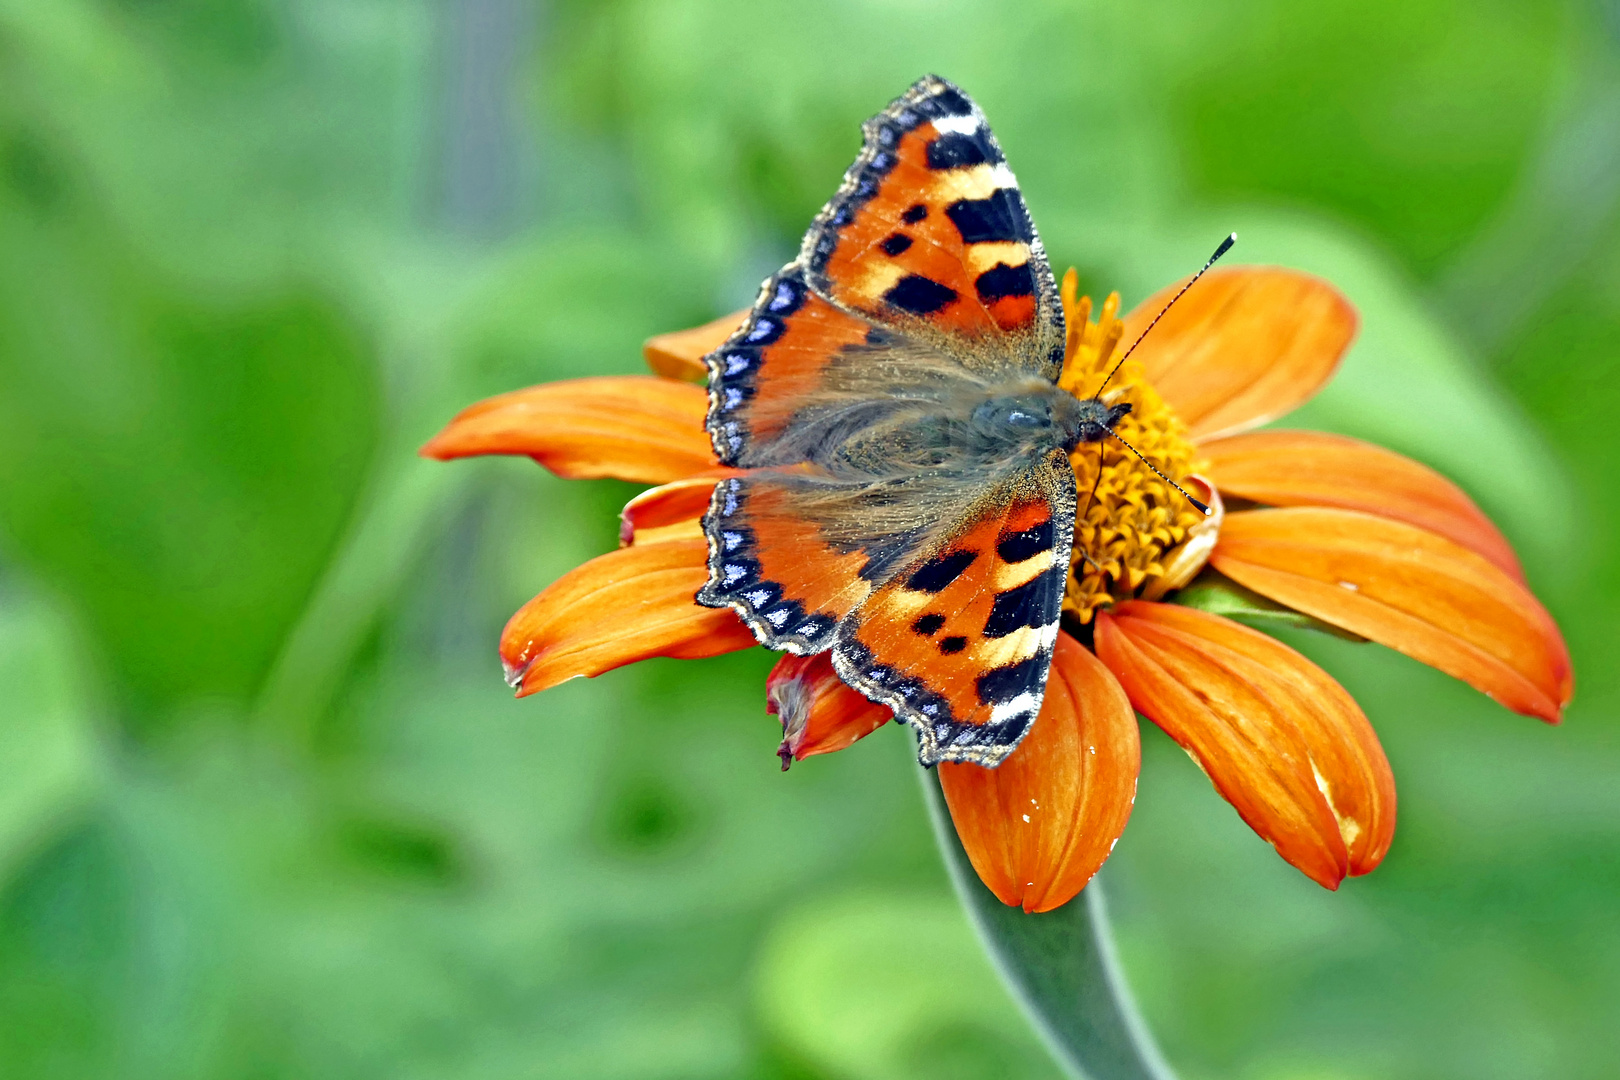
[1057,269,1207,623]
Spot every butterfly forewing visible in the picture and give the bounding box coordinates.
[704,266,876,467]
[800,75,1064,377]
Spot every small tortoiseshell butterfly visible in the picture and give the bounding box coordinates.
[697,75,1138,768]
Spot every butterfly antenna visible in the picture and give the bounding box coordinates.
[1092,232,1236,399]
[1108,431,1211,516]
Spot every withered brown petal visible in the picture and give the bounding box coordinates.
[765,652,890,768]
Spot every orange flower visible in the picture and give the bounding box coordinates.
[423,266,1571,912]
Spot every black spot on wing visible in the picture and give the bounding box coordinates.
[926,130,1002,170]
[902,203,928,224]
[912,613,946,636]
[983,565,1064,639]
[945,189,1033,245]
[976,650,1049,706]
[997,519,1054,563]
[803,104,911,277]
[906,549,977,593]
[939,636,968,655]
[975,262,1035,304]
[883,274,958,315]
[880,232,913,256]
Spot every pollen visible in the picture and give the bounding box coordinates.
[1057,269,1207,623]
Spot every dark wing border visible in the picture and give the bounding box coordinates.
[695,473,842,655]
[701,265,816,466]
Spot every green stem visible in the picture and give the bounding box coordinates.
[920,768,1178,1080]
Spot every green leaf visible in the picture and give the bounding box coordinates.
[0,193,379,722]
[920,769,1177,1080]
[1170,569,1368,642]
[0,585,100,886]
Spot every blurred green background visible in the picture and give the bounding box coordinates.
[1,1,1617,1077]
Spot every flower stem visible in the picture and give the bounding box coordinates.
[920,768,1178,1080]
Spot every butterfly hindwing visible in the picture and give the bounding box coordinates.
[697,472,878,653]
[799,74,1064,378]
[831,448,1076,766]
[697,460,989,653]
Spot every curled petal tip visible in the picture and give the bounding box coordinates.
[619,476,726,547]
[765,652,890,766]
[643,309,750,382]
[501,655,534,690]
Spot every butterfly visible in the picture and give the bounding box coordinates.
[695,75,1134,767]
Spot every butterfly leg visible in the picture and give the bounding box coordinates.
[1074,441,1106,572]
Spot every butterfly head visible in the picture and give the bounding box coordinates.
[1065,396,1133,450]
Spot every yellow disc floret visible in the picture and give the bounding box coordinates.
[1057,269,1207,623]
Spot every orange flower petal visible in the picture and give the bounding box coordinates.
[619,475,728,545]
[420,376,716,484]
[939,633,1140,914]
[500,537,756,695]
[1123,267,1357,440]
[1212,508,1572,722]
[766,652,890,769]
[1100,601,1395,880]
[1202,429,1525,582]
[643,309,750,382]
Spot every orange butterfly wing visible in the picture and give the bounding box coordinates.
[696,471,880,653]
[801,75,1063,369]
[833,449,1075,765]
[704,265,882,467]
[698,76,1074,765]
